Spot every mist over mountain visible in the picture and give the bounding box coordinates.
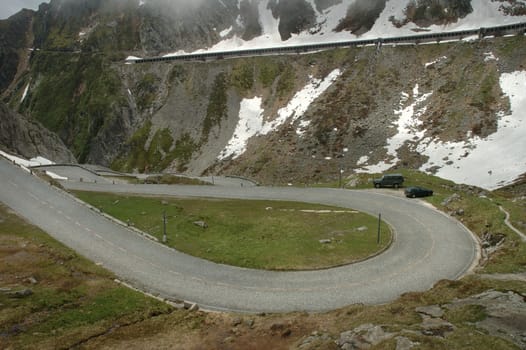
[1,0,525,189]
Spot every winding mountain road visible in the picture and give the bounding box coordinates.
[0,159,479,313]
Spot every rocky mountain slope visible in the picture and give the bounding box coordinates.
[1,0,525,188]
[0,101,75,163]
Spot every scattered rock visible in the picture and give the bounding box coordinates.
[396,336,419,350]
[444,290,526,349]
[298,332,333,349]
[244,319,255,328]
[270,323,285,332]
[420,316,454,337]
[26,276,38,285]
[8,289,33,298]
[161,200,169,205]
[231,317,242,327]
[282,328,292,338]
[223,336,234,343]
[415,305,444,318]
[193,220,208,229]
[356,226,368,232]
[454,208,464,216]
[337,324,394,349]
[113,200,119,205]
[441,193,461,206]
[319,239,332,244]
[482,232,505,247]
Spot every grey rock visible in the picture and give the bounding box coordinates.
[319,239,332,244]
[442,289,526,348]
[420,316,454,337]
[441,193,461,207]
[337,324,394,349]
[396,336,419,350]
[415,305,444,318]
[8,289,33,298]
[26,277,38,285]
[0,102,76,163]
[193,220,208,229]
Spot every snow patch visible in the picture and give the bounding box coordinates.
[484,52,499,62]
[46,171,68,180]
[357,72,526,189]
[0,151,55,167]
[425,56,447,68]
[218,97,264,160]
[219,26,233,38]
[218,69,342,160]
[418,71,526,189]
[21,83,30,102]
[357,84,432,173]
[160,0,526,58]
[261,69,342,135]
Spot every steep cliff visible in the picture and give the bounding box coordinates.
[0,0,525,188]
[0,102,76,163]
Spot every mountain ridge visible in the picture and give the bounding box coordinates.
[1,0,525,189]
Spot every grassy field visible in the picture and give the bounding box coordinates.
[72,191,391,270]
[0,204,180,349]
[1,169,525,349]
[317,169,526,274]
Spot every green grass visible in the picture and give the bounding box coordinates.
[72,191,391,270]
[0,204,174,349]
[311,169,526,273]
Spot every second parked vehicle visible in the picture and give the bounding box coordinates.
[404,186,433,198]
[373,174,404,188]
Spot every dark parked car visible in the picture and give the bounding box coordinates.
[404,186,433,198]
[373,174,404,188]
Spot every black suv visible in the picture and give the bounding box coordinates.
[373,174,404,188]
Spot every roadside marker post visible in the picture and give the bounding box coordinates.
[377,213,381,244]
[163,210,167,243]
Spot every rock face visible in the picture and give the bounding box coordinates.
[0,102,76,163]
[0,10,33,93]
[0,0,524,185]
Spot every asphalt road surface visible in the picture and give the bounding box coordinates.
[0,159,479,313]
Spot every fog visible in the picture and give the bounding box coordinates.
[0,0,226,20]
[0,0,50,19]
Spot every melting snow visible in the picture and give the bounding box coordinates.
[20,84,30,102]
[418,71,526,189]
[261,69,342,135]
[162,0,526,57]
[484,52,498,62]
[357,84,432,174]
[0,151,54,167]
[425,56,447,68]
[218,69,342,160]
[218,97,264,160]
[219,26,233,38]
[46,171,68,180]
[356,71,526,190]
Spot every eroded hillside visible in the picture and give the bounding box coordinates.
[4,34,525,187]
